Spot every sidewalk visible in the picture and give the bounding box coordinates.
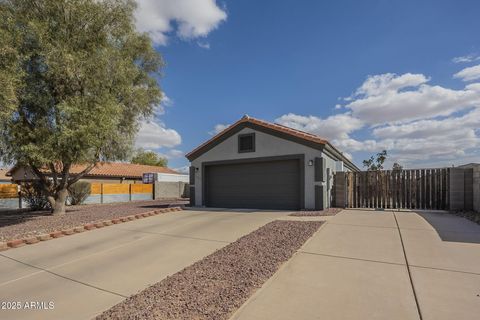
[231,209,480,320]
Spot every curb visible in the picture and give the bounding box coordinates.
[7,239,26,248]
[0,242,9,251]
[37,234,52,241]
[0,207,183,252]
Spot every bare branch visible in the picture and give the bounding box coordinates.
[67,162,96,187]
[48,162,59,187]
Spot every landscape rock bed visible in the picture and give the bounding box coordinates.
[0,199,187,242]
[450,211,480,225]
[290,207,343,216]
[96,220,323,320]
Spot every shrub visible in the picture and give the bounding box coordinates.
[67,181,91,205]
[21,182,51,211]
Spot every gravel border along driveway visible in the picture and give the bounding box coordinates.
[96,220,323,320]
[289,207,343,216]
[0,199,187,242]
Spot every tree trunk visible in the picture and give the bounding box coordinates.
[52,188,68,215]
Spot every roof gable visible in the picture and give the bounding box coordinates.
[186,116,359,171]
[185,117,325,161]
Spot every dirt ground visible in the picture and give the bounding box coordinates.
[0,199,188,241]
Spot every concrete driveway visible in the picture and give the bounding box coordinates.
[0,209,289,320]
[232,209,480,320]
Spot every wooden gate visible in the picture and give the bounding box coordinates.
[335,169,450,210]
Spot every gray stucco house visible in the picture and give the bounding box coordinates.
[186,115,359,210]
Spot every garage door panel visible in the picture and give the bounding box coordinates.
[205,159,301,210]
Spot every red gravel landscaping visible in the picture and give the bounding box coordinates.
[289,207,343,216]
[0,199,187,242]
[96,220,323,320]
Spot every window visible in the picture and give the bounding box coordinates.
[238,133,255,153]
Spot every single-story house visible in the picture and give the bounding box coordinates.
[186,115,359,211]
[8,162,181,184]
[0,169,12,184]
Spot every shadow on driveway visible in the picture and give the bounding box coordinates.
[416,211,480,244]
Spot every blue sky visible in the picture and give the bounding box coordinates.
[134,0,480,171]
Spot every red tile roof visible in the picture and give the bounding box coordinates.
[8,163,179,179]
[71,163,179,178]
[0,168,11,181]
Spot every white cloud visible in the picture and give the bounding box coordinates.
[345,73,480,125]
[135,121,182,149]
[354,73,429,97]
[453,64,480,82]
[197,41,211,49]
[153,94,173,116]
[153,148,185,160]
[173,165,190,174]
[275,113,363,141]
[135,0,227,45]
[452,54,480,63]
[209,123,230,135]
[276,70,480,168]
[372,108,480,140]
[165,149,184,159]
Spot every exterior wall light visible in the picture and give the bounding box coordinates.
[308,160,314,166]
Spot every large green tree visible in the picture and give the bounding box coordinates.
[0,0,163,214]
[131,148,168,167]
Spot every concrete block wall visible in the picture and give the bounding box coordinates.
[154,181,189,199]
[333,172,346,208]
[449,168,465,211]
[473,166,480,212]
[448,167,480,212]
[464,168,474,211]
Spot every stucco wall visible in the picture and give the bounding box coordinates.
[191,127,343,209]
[154,181,188,199]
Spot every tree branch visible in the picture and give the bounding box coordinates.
[57,162,71,191]
[48,162,59,188]
[28,163,53,196]
[67,162,96,187]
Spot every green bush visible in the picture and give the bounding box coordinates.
[22,182,51,211]
[67,181,91,205]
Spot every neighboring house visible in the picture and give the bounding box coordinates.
[8,162,180,184]
[186,115,359,211]
[0,169,12,184]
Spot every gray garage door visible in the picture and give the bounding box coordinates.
[205,159,301,210]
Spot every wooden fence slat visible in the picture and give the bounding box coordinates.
[442,168,446,210]
[0,184,18,199]
[414,170,419,209]
[436,169,440,210]
[338,168,450,211]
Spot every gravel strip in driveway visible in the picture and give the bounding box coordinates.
[290,208,342,216]
[0,199,187,241]
[96,220,323,320]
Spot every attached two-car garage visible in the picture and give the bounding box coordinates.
[204,158,302,210]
